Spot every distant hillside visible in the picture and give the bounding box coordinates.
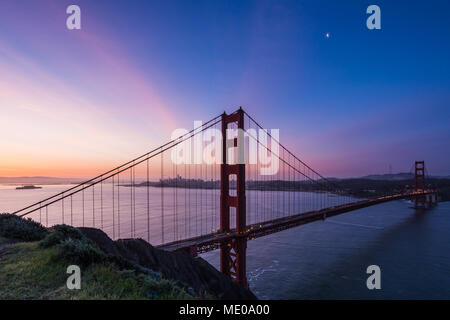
[351,173,450,181]
[327,175,450,202]
[0,176,83,185]
[360,173,414,181]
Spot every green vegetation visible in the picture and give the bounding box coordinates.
[39,224,107,267]
[0,214,48,242]
[0,242,191,299]
[0,214,194,300]
[39,224,85,247]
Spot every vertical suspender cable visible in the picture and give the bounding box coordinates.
[147,159,150,243]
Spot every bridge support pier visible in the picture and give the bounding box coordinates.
[220,108,248,288]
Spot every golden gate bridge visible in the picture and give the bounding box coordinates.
[11,108,438,288]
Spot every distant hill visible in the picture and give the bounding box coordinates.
[0,176,83,185]
[354,173,450,181]
[360,173,414,181]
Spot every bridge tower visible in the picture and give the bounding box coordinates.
[220,108,247,288]
[414,161,426,208]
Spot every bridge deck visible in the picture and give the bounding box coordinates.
[157,190,436,254]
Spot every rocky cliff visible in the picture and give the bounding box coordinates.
[79,228,256,300]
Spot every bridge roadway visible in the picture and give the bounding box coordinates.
[157,190,436,255]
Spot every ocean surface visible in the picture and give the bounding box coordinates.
[1,184,449,299]
[0,183,347,246]
[203,200,450,299]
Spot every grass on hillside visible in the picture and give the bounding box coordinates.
[0,214,195,300]
[0,241,194,300]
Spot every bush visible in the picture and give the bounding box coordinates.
[41,225,106,266]
[138,274,192,299]
[39,224,84,248]
[56,238,106,267]
[109,254,142,272]
[0,214,48,241]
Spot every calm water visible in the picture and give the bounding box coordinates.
[1,184,449,299]
[203,200,450,299]
[0,184,347,246]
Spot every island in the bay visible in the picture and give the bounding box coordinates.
[15,185,42,190]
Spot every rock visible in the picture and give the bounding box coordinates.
[78,227,256,300]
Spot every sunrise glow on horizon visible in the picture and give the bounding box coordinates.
[1,0,449,179]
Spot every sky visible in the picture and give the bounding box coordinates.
[0,0,449,178]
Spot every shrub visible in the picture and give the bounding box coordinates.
[109,254,141,271]
[0,214,48,241]
[39,224,84,248]
[42,225,107,266]
[138,274,192,299]
[56,238,107,267]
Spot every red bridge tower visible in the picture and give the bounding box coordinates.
[220,108,248,288]
[414,161,426,208]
